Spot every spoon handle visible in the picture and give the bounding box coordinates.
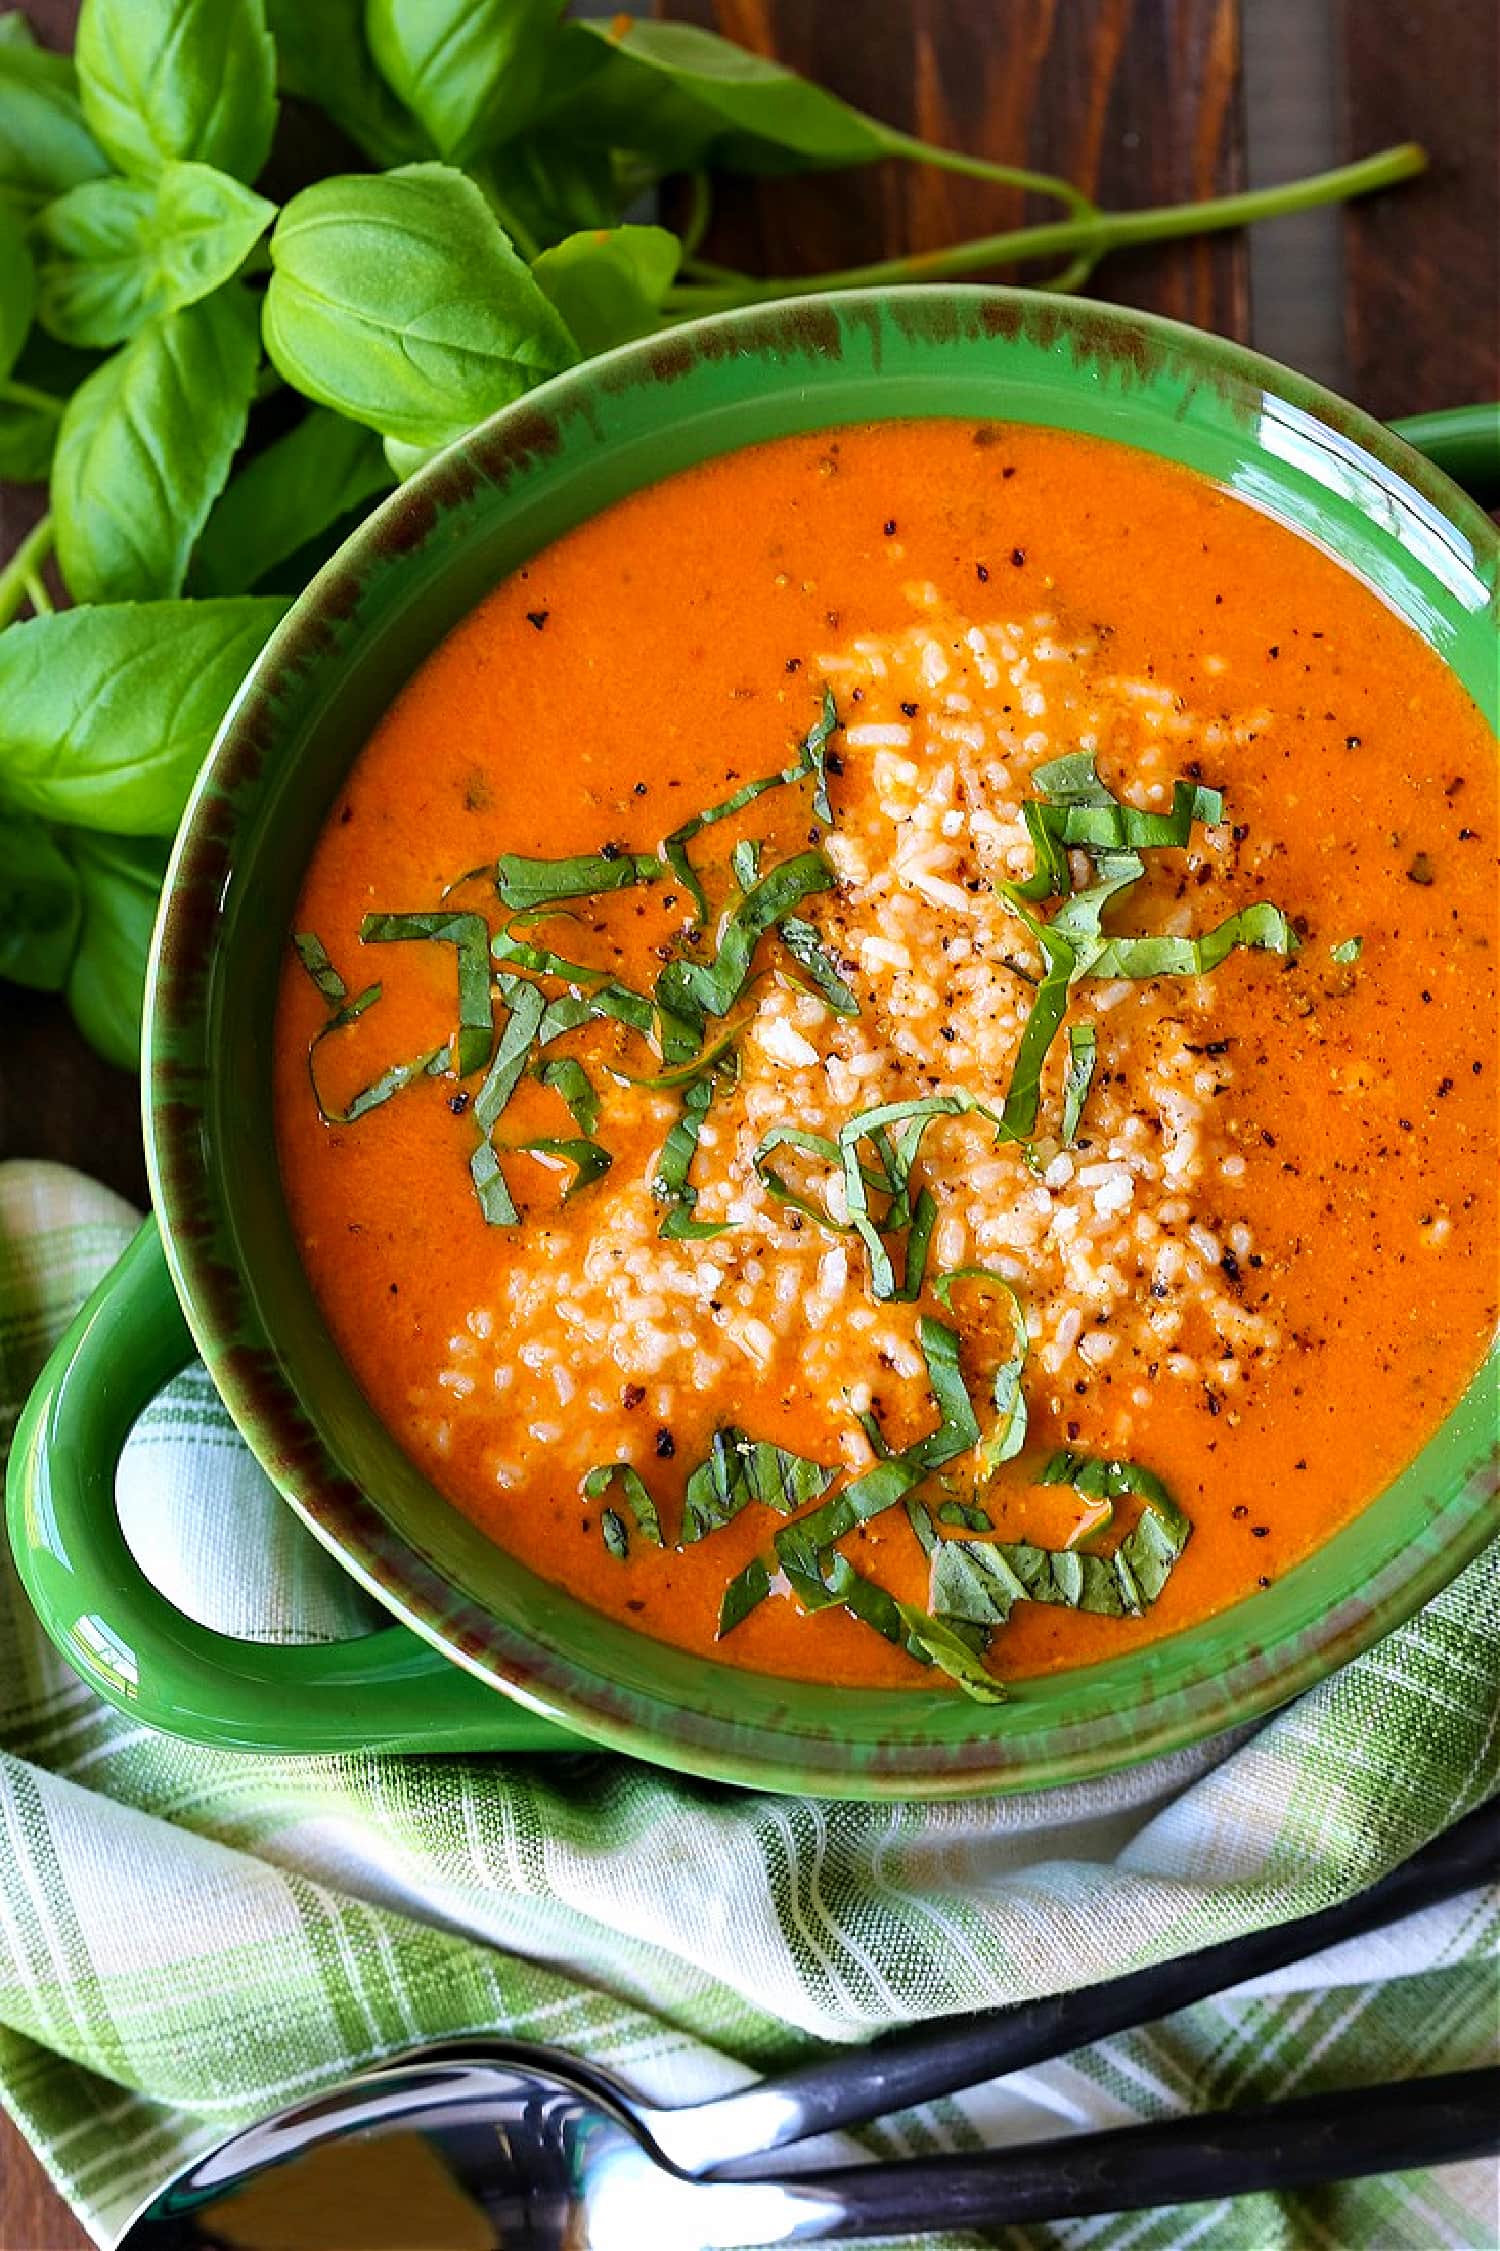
[769,2065,1500,2237]
[662,1793,1499,2168]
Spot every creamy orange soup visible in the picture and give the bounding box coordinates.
[274,423,1497,1696]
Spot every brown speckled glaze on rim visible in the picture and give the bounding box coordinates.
[144,287,1499,1795]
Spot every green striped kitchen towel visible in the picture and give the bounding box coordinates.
[1,1159,1496,2249]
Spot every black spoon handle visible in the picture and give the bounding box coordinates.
[672,1794,1499,2167]
[772,2066,1500,2238]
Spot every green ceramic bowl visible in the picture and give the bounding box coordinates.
[8,289,1498,1796]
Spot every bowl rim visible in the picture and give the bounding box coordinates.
[142,282,1499,1797]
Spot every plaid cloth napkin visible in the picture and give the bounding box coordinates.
[1,1160,1496,2251]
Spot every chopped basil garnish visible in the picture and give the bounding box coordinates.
[931,1269,1028,1472]
[359,909,494,1077]
[294,931,441,1127]
[538,1055,600,1135]
[470,975,545,1224]
[494,850,661,911]
[1331,935,1363,963]
[1061,1019,1097,1144]
[838,1095,1003,1301]
[1014,753,1221,903]
[293,930,350,1011]
[752,1124,848,1231]
[656,849,836,1025]
[601,1509,629,1559]
[777,915,858,1015]
[895,1603,1007,1702]
[682,1429,836,1542]
[583,1461,663,1549]
[931,1452,1189,1623]
[508,1135,611,1200]
[1086,900,1299,980]
[717,1554,772,1637]
[652,1071,730,1240]
[661,689,839,919]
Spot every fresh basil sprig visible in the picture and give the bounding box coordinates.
[35,161,275,347]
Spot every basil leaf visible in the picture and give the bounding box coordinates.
[53,286,260,602]
[367,0,561,165]
[1022,752,1222,886]
[652,1069,728,1240]
[0,200,34,381]
[475,130,624,253]
[1085,901,1300,980]
[583,1460,662,1548]
[470,973,545,1223]
[191,406,393,596]
[0,812,80,990]
[0,594,286,832]
[1061,1019,1097,1144]
[76,0,277,185]
[263,0,426,169]
[1331,935,1363,963]
[661,691,839,920]
[358,909,492,1077]
[531,223,679,354]
[681,1428,835,1542]
[0,378,59,479]
[995,888,1085,1141]
[263,164,578,450]
[717,1554,771,1638]
[777,915,857,1015]
[494,848,660,910]
[0,29,109,220]
[537,1054,598,1135]
[932,1269,1028,1471]
[509,1134,610,1201]
[895,1603,1007,1702]
[35,161,275,348]
[59,828,168,1069]
[543,18,894,175]
[291,927,345,1010]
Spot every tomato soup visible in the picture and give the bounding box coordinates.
[273,423,1497,1697]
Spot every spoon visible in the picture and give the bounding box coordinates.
[119,1797,1500,2247]
[120,2053,1498,2249]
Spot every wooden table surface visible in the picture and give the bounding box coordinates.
[2,1,1495,2242]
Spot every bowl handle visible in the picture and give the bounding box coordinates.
[5,1217,585,1755]
[1389,403,1500,505]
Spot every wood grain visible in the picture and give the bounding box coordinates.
[668,0,1249,336]
[1337,0,1500,417]
[0,3,1494,2243]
